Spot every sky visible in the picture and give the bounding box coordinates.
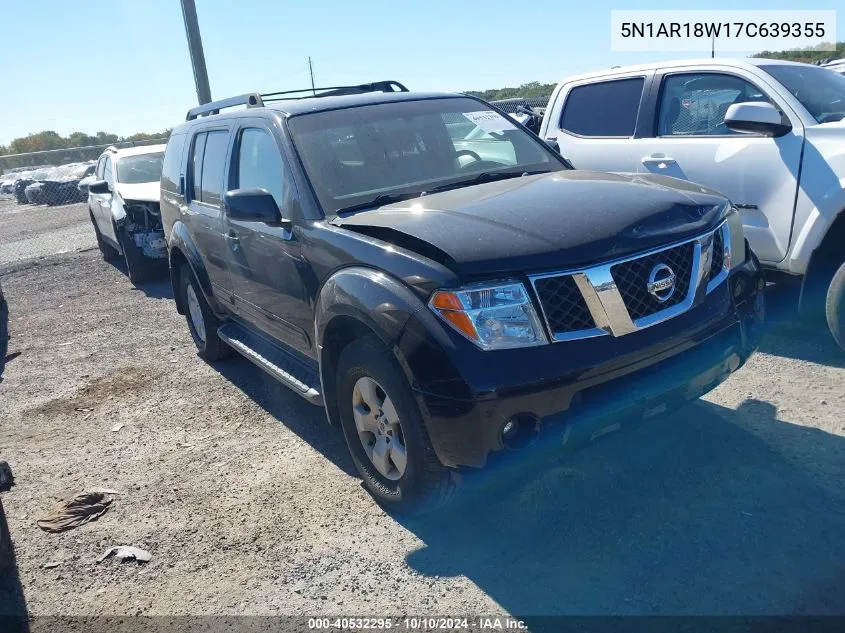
[1,0,842,146]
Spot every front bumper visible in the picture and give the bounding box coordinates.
[398,255,765,468]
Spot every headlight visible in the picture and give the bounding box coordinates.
[429,282,548,350]
[725,207,746,270]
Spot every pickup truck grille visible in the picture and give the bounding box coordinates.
[611,242,695,320]
[533,275,595,333]
[529,223,729,342]
[709,227,725,279]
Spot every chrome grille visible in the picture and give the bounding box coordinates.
[610,242,695,320]
[533,275,595,333]
[709,226,725,279]
[530,222,730,343]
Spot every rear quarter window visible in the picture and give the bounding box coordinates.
[560,77,645,137]
[161,133,186,193]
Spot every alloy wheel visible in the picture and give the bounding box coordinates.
[351,376,407,480]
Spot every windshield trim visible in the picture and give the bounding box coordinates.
[284,96,569,218]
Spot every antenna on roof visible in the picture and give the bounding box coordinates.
[308,57,316,96]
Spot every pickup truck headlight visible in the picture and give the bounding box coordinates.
[429,282,548,350]
[725,208,746,270]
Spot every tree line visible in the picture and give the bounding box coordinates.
[1,129,170,156]
[465,81,556,103]
[465,42,845,103]
[0,130,171,171]
[752,40,844,64]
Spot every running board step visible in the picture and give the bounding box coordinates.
[217,322,323,406]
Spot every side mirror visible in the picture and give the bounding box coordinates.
[224,188,286,225]
[87,180,110,194]
[724,102,791,137]
[544,139,561,153]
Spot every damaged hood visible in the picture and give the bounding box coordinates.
[115,181,159,203]
[333,171,730,276]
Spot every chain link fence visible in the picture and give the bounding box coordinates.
[0,138,167,207]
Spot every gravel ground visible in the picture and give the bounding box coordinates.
[1,198,844,623]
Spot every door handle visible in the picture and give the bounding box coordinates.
[225,231,239,243]
[641,156,677,167]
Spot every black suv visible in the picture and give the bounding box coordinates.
[160,81,765,513]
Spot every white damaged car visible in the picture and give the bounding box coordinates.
[87,145,167,284]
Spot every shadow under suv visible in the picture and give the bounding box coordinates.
[160,82,766,513]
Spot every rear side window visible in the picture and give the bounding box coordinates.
[199,131,230,205]
[236,128,286,208]
[190,132,207,200]
[161,133,186,192]
[560,78,644,137]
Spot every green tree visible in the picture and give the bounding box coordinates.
[752,41,844,64]
[465,81,556,102]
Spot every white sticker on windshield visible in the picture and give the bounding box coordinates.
[462,110,516,133]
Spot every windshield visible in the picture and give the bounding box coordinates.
[287,97,564,215]
[116,152,164,184]
[762,64,845,123]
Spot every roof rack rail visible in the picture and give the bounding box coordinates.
[261,80,409,102]
[186,93,264,121]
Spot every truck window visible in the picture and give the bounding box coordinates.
[161,133,186,193]
[190,132,207,201]
[236,128,286,208]
[195,130,229,205]
[560,78,644,137]
[657,73,771,136]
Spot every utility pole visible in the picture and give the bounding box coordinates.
[180,0,212,105]
[711,33,715,58]
[308,57,316,95]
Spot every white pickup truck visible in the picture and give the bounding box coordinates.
[539,58,845,350]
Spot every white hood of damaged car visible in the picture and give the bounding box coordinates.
[116,181,160,203]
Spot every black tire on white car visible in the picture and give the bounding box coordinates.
[825,260,845,352]
[118,226,150,285]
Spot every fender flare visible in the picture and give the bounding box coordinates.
[314,266,427,355]
[168,221,225,316]
[314,267,430,425]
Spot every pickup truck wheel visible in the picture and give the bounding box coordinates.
[118,227,150,285]
[90,212,118,261]
[0,291,8,375]
[826,261,845,352]
[336,335,453,514]
[179,265,228,361]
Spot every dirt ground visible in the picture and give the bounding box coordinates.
[1,199,844,621]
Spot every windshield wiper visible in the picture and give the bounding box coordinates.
[335,191,424,216]
[425,169,551,195]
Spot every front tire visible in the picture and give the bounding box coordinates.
[179,265,228,361]
[335,335,452,514]
[118,227,150,285]
[826,261,845,352]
